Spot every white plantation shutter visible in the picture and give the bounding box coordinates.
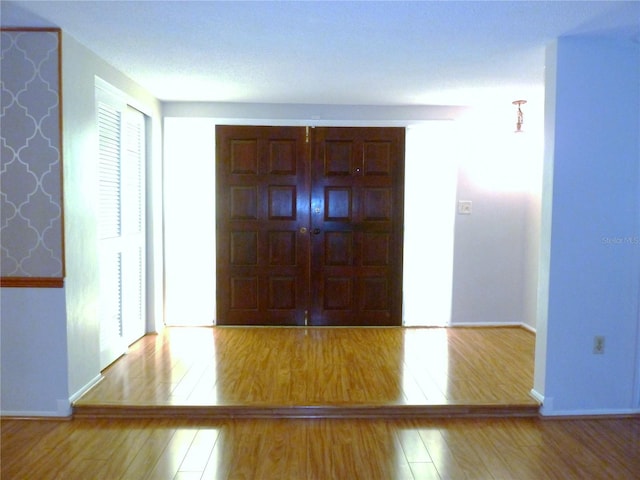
[97,82,146,369]
[102,252,123,337]
[98,103,122,239]
[122,110,143,235]
[120,106,146,346]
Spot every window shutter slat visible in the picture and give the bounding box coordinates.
[98,102,122,239]
[122,109,144,234]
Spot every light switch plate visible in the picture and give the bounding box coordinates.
[457,200,472,215]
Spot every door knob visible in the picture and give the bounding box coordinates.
[299,227,308,234]
[312,228,321,235]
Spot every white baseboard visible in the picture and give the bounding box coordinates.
[1,376,102,418]
[524,391,640,417]
[520,323,536,333]
[1,397,72,418]
[1,411,67,418]
[69,374,103,404]
[1,408,71,418]
[539,406,640,417]
[449,321,536,333]
[529,388,545,404]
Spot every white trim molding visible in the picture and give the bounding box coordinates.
[529,388,545,404]
[69,374,103,404]
[1,409,71,418]
[539,406,640,417]
[2,398,72,418]
[449,321,535,332]
[520,323,536,334]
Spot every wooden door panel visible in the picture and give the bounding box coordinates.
[217,126,309,325]
[230,231,258,264]
[363,141,392,175]
[268,186,297,219]
[362,232,391,265]
[360,277,390,310]
[325,187,353,220]
[362,187,392,220]
[230,186,259,219]
[310,127,405,326]
[324,231,353,265]
[324,141,354,175]
[230,277,258,309]
[231,142,257,171]
[217,125,404,326]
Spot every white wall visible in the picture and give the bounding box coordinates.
[403,124,458,326]
[450,104,543,328]
[536,36,640,415]
[163,118,217,325]
[0,288,69,416]
[62,33,164,401]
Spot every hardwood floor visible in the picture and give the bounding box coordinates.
[5,327,639,478]
[2,416,639,479]
[74,326,539,419]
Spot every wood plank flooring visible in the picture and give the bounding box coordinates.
[3,416,639,479]
[74,326,539,419]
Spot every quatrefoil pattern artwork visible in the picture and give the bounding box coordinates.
[1,30,63,278]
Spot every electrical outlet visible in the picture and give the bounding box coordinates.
[593,336,605,354]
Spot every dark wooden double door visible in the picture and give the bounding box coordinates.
[216,126,405,326]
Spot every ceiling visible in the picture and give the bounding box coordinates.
[2,1,639,107]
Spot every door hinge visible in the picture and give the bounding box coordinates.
[304,310,309,326]
[305,126,309,144]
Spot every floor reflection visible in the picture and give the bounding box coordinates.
[402,328,450,404]
[75,325,536,409]
[213,327,405,405]
[5,416,637,479]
